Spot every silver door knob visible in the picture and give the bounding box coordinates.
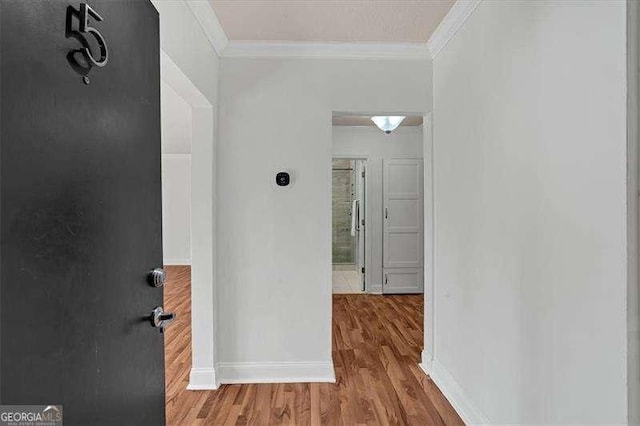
[150,307,175,333]
[149,268,166,287]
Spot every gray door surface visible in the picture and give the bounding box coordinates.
[0,1,165,424]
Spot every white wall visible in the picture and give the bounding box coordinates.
[162,155,191,264]
[431,1,627,423]
[161,81,192,265]
[162,80,192,155]
[151,0,219,389]
[217,58,430,381]
[152,1,218,102]
[332,126,424,292]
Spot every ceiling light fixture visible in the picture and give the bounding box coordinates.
[371,116,406,134]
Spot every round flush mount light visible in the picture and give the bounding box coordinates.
[371,116,406,134]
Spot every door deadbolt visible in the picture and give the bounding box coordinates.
[148,268,166,287]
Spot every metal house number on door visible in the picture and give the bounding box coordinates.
[66,3,109,83]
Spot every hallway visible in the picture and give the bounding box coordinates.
[164,266,462,425]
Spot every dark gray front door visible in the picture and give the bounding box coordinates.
[0,1,165,424]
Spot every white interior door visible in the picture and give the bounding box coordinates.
[383,159,424,294]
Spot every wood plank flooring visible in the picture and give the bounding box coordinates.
[164,266,463,425]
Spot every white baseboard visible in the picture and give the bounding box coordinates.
[163,258,192,266]
[422,359,490,425]
[187,367,218,390]
[217,361,336,384]
[419,350,433,374]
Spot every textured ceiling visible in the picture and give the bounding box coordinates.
[209,1,455,43]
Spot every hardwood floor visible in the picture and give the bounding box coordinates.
[164,266,463,425]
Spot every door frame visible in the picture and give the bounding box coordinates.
[160,50,217,390]
[356,160,366,291]
[330,110,435,378]
[332,155,370,293]
[420,113,436,374]
[627,3,640,421]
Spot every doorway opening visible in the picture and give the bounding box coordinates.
[331,112,425,296]
[330,109,427,343]
[159,49,217,416]
[324,112,458,424]
[332,158,366,293]
[160,83,192,267]
[160,60,193,415]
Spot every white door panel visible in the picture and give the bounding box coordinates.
[387,198,420,230]
[383,159,423,294]
[386,232,421,265]
[388,163,421,195]
[384,268,423,294]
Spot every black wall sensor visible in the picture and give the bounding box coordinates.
[276,172,290,186]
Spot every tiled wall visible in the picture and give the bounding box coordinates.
[332,159,355,264]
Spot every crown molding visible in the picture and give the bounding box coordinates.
[426,0,482,59]
[185,0,229,56]
[183,0,480,60]
[222,41,430,60]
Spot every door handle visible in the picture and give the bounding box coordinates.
[385,207,388,219]
[384,274,388,285]
[150,307,176,333]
